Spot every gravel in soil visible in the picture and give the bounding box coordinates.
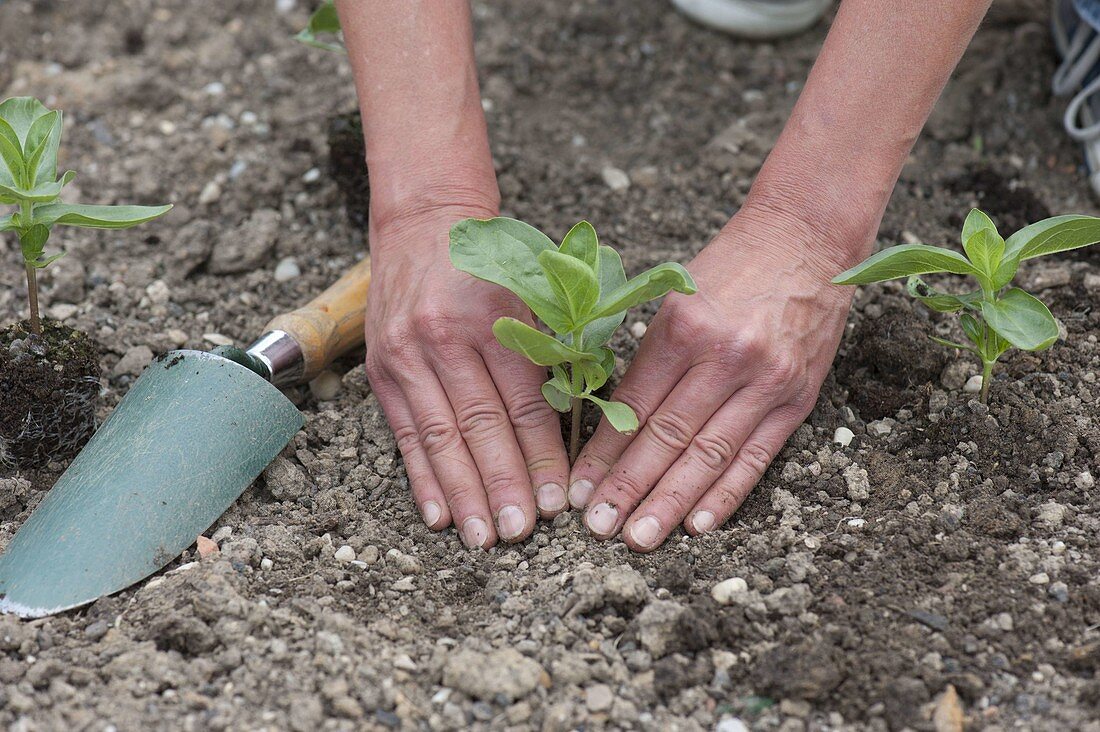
[2,1,1100,730]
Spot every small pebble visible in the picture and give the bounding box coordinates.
[198,180,222,204]
[146,279,171,304]
[196,535,219,558]
[203,333,234,347]
[866,420,893,437]
[393,576,416,592]
[334,545,355,563]
[585,683,613,713]
[158,120,176,135]
[1075,470,1095,490]
[260,557,273,571]
[309,370,343,401]
[963,374,983,394]
[166,329,189,347]
[1028,572,1050,585]
[601,166,631,191]
[833,427,854,447]
[716,719,750,732]
[274,257,301,282]
[302,168,321,183]
[711,577,749,605]
[360,545,380,565]
[1049,581,1069,603]
[393,654,418,672]
[47,303,78,320]
[629,321,647,339]
[112,345,154,377]
[203,81,225,95]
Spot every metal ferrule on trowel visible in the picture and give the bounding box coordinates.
[0,257,371,618]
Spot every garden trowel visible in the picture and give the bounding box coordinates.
[0,257,371,618]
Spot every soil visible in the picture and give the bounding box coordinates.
[0,319,100,468]
[1,1,1100,731]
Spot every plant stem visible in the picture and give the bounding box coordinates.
[980,360,993,404]
[569,396,582,464]
[24,263,41,335]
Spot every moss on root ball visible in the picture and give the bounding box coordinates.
[0,319,100,468]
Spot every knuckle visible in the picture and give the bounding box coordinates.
[442,481,479,509]
[605,464,650,502]
[418,417,462,455]
[393,426,421,455]
[504,389,557,431]
[413,306,463,346]
[480,471,516,499]
[643,410,695,452]
[455,400,510,439]
[737,440,775,480]
[688,431,736,472]
[376,321,419,362]
[763,354,801,385]
[663,305,712,348]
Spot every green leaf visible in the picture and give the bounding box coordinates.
[582,262,697,324]
[583,394,638,433]
[28,252,65,269]
[960,312,982,345]
[0,119,25,187]
[450,217,571,333]
[831,244,981,285]
[0,174,70,204]
[578,354,612,391]
[19,223,50,262]
[32,202,173,229]
[0,214,15,232]
[961,208,998,244]
[1003,214,1100,262]
[906,276,981,313]
[990,254,1020,290]
[541,380,573,412]
[559,220,599,271]
[491,317,597,366]
[538,249,600,327]
[294,0,345,52]
[581,245,628,347]
[23,109,62,185]
[981,288,1059,351]
[962,227,1005,277]
[0,97,53,147]
[930,335,978,354]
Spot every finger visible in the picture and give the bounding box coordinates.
[568,323,691,509]
[370,371,452,530]
[482,341,570,518]
[391,365,497,549]
[429,345,538,543]
[582,362,747,540]
[685,407,807,535]
[619,387,774,551]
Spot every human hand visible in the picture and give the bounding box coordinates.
[364,207,571,549]
[567,210,860,551]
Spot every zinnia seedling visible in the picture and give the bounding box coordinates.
[450,218,697,461]
[295,0,344,52]
[0,97,172,335]
[832,209,1100,402]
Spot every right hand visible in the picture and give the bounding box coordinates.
[364,207,572,548]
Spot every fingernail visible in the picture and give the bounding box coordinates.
[691,510,716,534]
[421,501,442,528]
[536,483,567,513]
[496,505,526,541]
[585,502,619,537]
[628,516,662,549]
[461,516,490,549]
[568,479,594,509]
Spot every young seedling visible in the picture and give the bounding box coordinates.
[832,209,1100,403]
[295,0,344,52]
[450,218,697,461]
[0,97,172,334]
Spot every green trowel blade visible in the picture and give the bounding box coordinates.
[0,350,303,618]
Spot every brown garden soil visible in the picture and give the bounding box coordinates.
[0,319,100,468]
[1,1,1099,730]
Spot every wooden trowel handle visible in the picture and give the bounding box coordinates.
[263,257,371,382]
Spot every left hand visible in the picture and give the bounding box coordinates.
[567,210,859,551]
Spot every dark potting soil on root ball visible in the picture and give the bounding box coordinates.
[0,319,100,468]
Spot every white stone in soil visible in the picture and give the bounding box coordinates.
[309,370,342,401]
[1036,501,1066,527]
[585,683,613,713]
[710,577,749,605]
[866,419,893,437]
[260,557,273,571]
[146,279,171,304]
[302,167,321,183]
[1084,272,1100,292]
[1028,572,1050,585]
[203,332,234,347]
[1075,470,1095,490]
[833,426,854,447]
[47,303,78,320]
[601,165,631,191]
[274,257,301,282]
[716,719,750,732]
[334,545,355,563]
[629,321,647,339]
[963,374,983,394]
[393,654,418,672]
[166,329,188,347]
[843,464,871,501]
[199,180,222,204]
[393,576,416,592]
[112,345,154,377]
